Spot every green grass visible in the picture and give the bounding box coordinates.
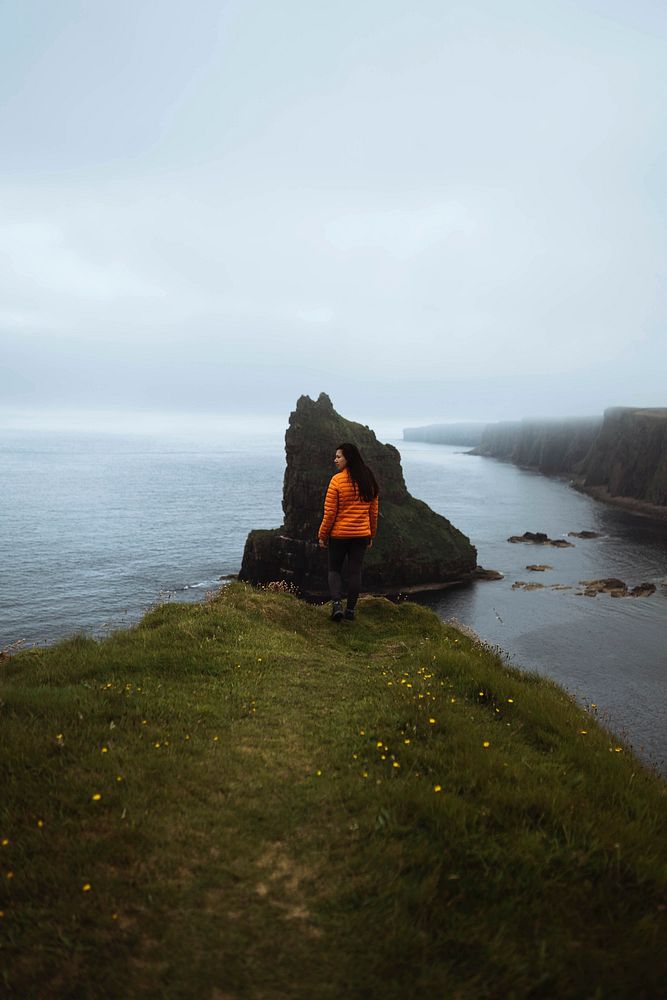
[1,584,665,999]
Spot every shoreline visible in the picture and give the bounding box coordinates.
[468,450,667,523]
[570,478,667,521]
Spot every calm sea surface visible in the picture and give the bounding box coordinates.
[1,428,665,774]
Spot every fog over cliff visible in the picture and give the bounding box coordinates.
[2,1,666,429]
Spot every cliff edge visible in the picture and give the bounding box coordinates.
[239,393,477,595]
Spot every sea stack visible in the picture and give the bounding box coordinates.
[239,393,477,596]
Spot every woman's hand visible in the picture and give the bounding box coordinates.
[318,538,327,548]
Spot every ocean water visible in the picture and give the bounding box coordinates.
[1,426,284,646]
[1,427,665,773]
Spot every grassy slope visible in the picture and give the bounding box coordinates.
[1,585,665,999]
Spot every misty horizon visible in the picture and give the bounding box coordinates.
[2,1,666,425]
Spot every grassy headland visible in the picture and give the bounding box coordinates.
[1,584,665,998]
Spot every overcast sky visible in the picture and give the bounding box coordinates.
[1,0,666,430]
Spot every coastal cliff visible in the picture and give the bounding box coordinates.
[407,407,667,514]
[582,407,667,506]
[471,417,601,475]
[239,393,477,595]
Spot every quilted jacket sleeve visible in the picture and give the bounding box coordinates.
[369,494,379,537]
[318,477,339,540]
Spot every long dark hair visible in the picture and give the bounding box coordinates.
[337,442,378,502]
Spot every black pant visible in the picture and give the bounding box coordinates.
[327,537,369,609]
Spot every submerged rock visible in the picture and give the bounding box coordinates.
[577,578,655,598]
[508,532,574,548]
[472,567,504,581]
[239,393,477,597]
[526,564,553,572]
[568,530,602,539]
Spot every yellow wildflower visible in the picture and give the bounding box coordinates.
[1,839,9,847]
[101,747,108,754]
[404,739,411,745]
[91,793,102,801]
[428,718,436,725]
[483,741,490,748]
[82,883,92,892]
[37,820,44,828]
[579,730,588,735]
[434,785,442,793]
[614,747,623,753]
[392,762,400,769]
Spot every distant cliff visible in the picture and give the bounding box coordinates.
[582,408,667,507]
[239,393,477,596]
[403,422,487,446]
[472,417,601,475]
[468,408,667,511]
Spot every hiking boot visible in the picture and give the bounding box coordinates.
[330,601,344,622]
[343,608,355,621]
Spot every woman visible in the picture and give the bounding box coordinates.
[318,442,379,621]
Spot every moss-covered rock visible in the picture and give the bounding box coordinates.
[239,393,477,595]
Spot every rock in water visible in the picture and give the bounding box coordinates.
[239,393,477,596]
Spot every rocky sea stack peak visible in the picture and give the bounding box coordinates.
[239,393,477,596]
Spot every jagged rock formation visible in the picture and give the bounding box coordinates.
[472,417,601,474]
[239,393,477,596]
[403,422,487,446]
[582,408,667,506]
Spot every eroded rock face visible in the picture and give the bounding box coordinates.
[239,393,477,596]
[583,408,667,505]
[472,416,601,474]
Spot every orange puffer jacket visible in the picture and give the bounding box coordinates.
[318,471,379,540]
